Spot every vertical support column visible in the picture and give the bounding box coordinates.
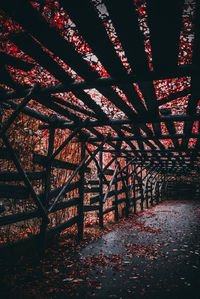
[150,176,153,206]
[44,126,55,205]
[126,158,130,204]
[124,175,129,217]
[114,159,119,221]
[78,141,85,239]
[162,174,165,201]
[140,167,144,211]
[118,161,129,217]
[133,165,137,214]
[39,126,55,255]
[156,180,159,204]
[166,175,169,200]
[99,149,103,228]
[145,177,149,209]
[161,174,165,201]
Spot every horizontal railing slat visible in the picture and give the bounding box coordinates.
[0,197,80,226]
[0,171,46,181]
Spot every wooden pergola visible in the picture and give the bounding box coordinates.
[0,0,199,250]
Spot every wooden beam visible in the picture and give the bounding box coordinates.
[147,0,184,71]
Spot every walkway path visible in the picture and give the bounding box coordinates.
[1,199,200,298]
[77,199,200,298]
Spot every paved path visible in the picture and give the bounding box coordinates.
[1,199,200,298]
[76,200,200,298]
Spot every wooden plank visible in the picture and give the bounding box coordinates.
[48,216,79,235]
[88,132,200,142]
[138,81,162,136]
[85,144,109,186]
[39,182,79,202]
[83,205,100,212]
[105,0,168,141]
[0,197,80,227]
[2,134,49,223]
[39,126,55,252]
[117,162,129,216]
[104,0,149,73]
[62,0,147,115]
[51,95,96,119]
[61,0,126,78]
[164,121,180,151]
[158,88,190,107]
[77,142,85,239]
[2,66,200,100]
[0,52,34,71]
[104,148,200,154]
[36,96,80,123]
[87,180,99,185]
[90,188,126,204]
[147,0,184,71]
[0,215,79,250]
[33,154,82,171]
[98,150,103,228]
[50,197,80,212]
[182,2,200,148]
[114,160,119,221]
[0,210,39,226]
[0,0,97,81]
[8,32,107,123]
[0,148,18,159]
[103,163,119,203]
[84,187,99,193]
[104,169,114,175]
[101,1,162,138]
[187,0,200,114]
[9,32,73,85]
[0,184,29,199]
[0,171,45,181]
[6,99,51,123]
[39,113,200,130]
[2,0,142,126]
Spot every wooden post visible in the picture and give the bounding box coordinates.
[126,159,130,213]
[156,180,159,204]
[78,141,85,239]
[140,166,144,211]
[166,175,169,200]
[145,177,149,209]
[117,161,129,217]
[114,159,119,221]
[161,174,165,201]
[44,127,55,205]
[99,149,103,228]
[150,177,153,206]
[39,126,55,255]
[133,166,137,214]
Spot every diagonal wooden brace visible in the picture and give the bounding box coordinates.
[85,144,109,186]
[103,162,119,203]
[2,133,49,223]
[0,84,39,136]
[48,154,88,213]
[50,118,90,160]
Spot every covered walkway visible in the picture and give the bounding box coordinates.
[0,1,200,298]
